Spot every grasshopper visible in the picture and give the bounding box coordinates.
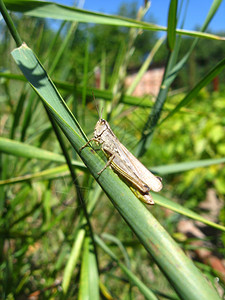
[80,118,162,205]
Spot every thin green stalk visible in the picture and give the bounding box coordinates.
[48,21,78,75]
[0,0,22,46]
[82,37,89,109]
[1,4,99,277]
[126,37,165,96]
[48,109,99,272]
[136,0,223,157]
[108,3,150,118]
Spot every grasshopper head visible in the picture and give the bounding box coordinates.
[94,119,109,138]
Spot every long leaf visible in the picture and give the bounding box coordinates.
[167,0,177,51]
[0,137,85,169]
[5,0,224,40]
[152,157,225,175]
[160,58,225,124]
[136,0,224,157]
[0,72,154,108]
[95,235,159,300]
[154,193,225,232]
[62,229,85,294]
[11,43,220,300]
[0,165,72,185]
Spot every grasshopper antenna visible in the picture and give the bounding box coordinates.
[92,90,103,119]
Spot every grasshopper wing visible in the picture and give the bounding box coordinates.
[116,142,162,192]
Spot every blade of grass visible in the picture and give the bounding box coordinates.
[95,235,168,300]
[88,237,100,300]
[126,37,165,96]
[43,20,66,64]
[151,157,225,175]
[62,229,86,294]
[154,193,225,232]
[82,38,89,112]
[10,90,26,139]
[4,0,224,40]
[136,0,224,157]
[0,72,154,108]
[11,43,221,300]
[63,183,102,294]
[78,236,99,300]
[0,0,22,45]
[0,137,85,169]
[160,58,225,124]
[78,237,89,300]
[48,21,78,76]
[0,165,77,185]
[108,4,151,119]
[20,92,37,141]
[167,0,177,51]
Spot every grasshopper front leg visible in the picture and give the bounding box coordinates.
[80,138,113,175]
[80,138,101,151]
[97,154,115,175]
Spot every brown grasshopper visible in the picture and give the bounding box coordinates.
[81,118,162,205]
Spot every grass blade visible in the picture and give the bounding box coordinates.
[95,235,159,300]
[62,229,85,294]
[167,0,177,51]
[0,165,72,185]
[154,193,225,232]
[160,58,225,124]
[152,157,225,175]
[0,137,85,168]
[11,43,220,300]
[4,0,224,40]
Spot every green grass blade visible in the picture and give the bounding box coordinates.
[160,58,225,124]
[154,193,225,232]
[0,72,154,107]
[78,236,90,300]
[136,0,224,157]
[95,235,159,300]
[0,137,85,169]
[126,37,165,96]
[109,41,126,91]
[88,238,100,300]
[20,92,37,141]
[5,0,224,40]
[11,43,220,300]
[152,157,225,175]
[0,165,70,185]
[165,0,224,87]
[78,236,99,300]
[48,22,78,76]
[167,0,177,51]
[101,233,131,268]
[62,229,85,294]
[10,90,26,139]
[82,38,89,111]
[201,0,223,32]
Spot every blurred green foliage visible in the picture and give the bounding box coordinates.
[0,1,225,299]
